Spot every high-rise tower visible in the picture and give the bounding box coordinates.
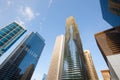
[62,16,90,80]
[47,35,65,80]
[0,21,26,56]
[84,50,99,80]
[0,32,45,80]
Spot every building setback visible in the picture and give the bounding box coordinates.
[47,35,65,80]
[61,16,90,80]
[84,50,99,80]
[95,26,120,80]
[0,21,26,56]
[0,32,45,80]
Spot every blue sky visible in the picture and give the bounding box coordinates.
[0,0,112,80]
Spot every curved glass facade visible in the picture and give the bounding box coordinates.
[0,32,45,80]
[62,16,90,80]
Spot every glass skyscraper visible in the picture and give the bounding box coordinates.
[62,16,90,80]
[0,32,45,80]
[0,21,26,56]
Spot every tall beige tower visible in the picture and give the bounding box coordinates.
[47,35,65,80]
[84,50,99,80]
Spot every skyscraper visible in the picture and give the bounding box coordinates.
[99,0,120,26]
[95,26,120,80]
[47,35,65,80]
[84,50,99,80]
[62,16,90,80]
[0,21,26,56]
[101,70,111,80]
[0,32,45,80]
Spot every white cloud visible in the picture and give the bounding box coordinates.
[7,1,11,6]
[48,0,53,8]
[20,6,39,21]
[7,0,12,7]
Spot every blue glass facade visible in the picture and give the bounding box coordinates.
[99,0,120,27]
[0,32,45,80]
[0,22,26,56]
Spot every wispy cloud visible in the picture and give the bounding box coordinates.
[48,0,53,8]
[20,6,39,21]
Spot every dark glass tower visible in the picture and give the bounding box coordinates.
[62,16,89,80]
[0,32,45,80]
[0,21,26,56]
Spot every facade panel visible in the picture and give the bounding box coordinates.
[107,54,120,79]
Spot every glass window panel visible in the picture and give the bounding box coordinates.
[1,38,8,43]
[0,41,3,46]
[9,32,14,36]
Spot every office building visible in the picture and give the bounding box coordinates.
[61,16,90,79]
[47,35,65,80]
[84,50,99,80]
[99,0,120,26]
[95,26,120,80]
[0,32,45,80]
[0,21,26,56]
[101,70,111,80]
